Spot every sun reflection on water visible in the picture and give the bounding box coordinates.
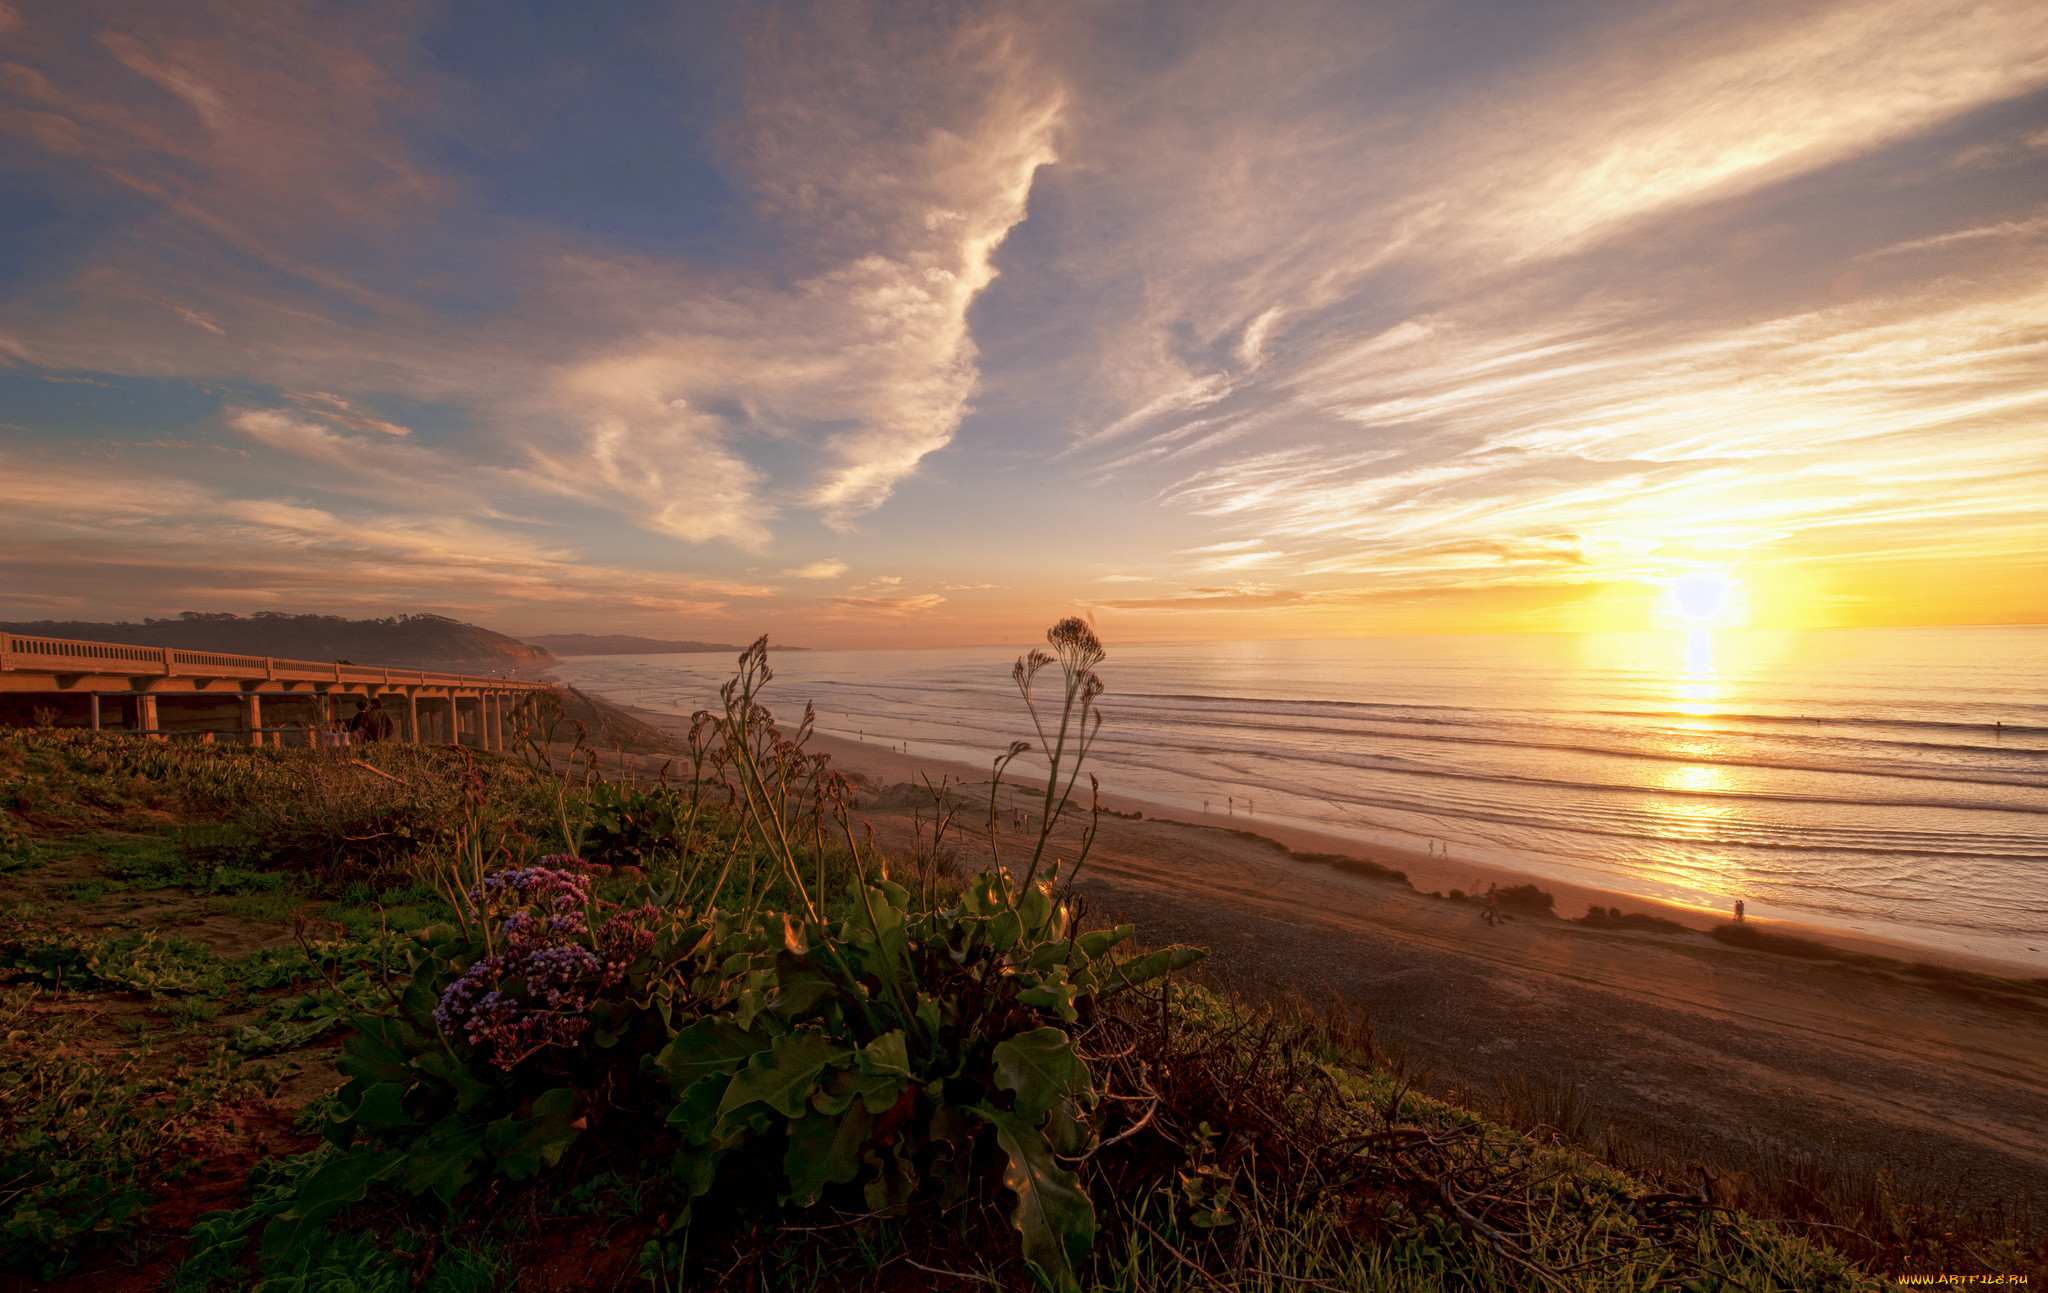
[1648,629,1741,893]
[1674,628,1719,719]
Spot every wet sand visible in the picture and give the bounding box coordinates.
[627,708,2048,1231]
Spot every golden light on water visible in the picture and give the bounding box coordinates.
[1648,623,1739,891]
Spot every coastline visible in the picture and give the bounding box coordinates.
[613,698,2048,1226]
[629,705,2041,980]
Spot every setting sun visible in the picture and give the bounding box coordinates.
[1659,571,1746,630]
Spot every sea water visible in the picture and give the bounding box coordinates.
[553,626,2048,967]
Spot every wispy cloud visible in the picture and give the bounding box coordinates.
[782,559,848,580]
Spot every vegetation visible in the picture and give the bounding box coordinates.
[0,625,2034,1289]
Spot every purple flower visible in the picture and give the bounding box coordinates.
[435,859,663,1069]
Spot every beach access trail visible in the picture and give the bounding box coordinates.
[734,724,2048,1235]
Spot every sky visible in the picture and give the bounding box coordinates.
[1,0,2044,649]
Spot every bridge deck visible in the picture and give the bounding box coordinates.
[0,631,549,749]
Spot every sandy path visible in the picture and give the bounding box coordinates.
[628,709,2048,1231]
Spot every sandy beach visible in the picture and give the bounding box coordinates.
[602,707,2048,1230]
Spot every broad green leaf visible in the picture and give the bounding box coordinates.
[1017,882,1052,935]
[336,1016,414,1086]
[1104,945,1207,993]
[962,872,1001,915]
[858,1029,911,1077]
[980,1104,1096,1293]
[781,1104,872,1206]
[655,1017,773,1088]
[400,973,443,1029]
[863,1144,918,1212]
[809,1065,905,1117]
[1026,939,1076,972]
[1044,1097,1096,1158]
[342,1081,411,1137]
[665,1073,729,1141]
[988,908,1023,952]
[719,1030,849,1120]
[735,987,768,1029]
[486,1087,580,1181]
[1076,924,1135,959]
[992,1027,1090,1124]
[877,878,911,910]
[402,1118,487,1202]
[411,1049,499,1115]
[258,1146,401,1260]
[672,1140,722,1197]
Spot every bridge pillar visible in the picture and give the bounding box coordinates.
[241,693,263,746]
[407,692,420,743]
[89,693,101,732]
[137,694,159,739]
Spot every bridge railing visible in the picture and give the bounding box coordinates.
[0,632,547,692]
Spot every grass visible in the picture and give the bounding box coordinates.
[0,721,2039,1289]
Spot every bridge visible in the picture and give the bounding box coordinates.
[0,631,549,750]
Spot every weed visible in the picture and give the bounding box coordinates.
[62,878,114,904]
[0,986,277,1277]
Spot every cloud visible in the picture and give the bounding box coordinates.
[1861,212,2048,259]
[169,304,226,335]
[825,593,948,615]
[1090,585,1308,612]
[284,390,411,436]
[543,14,1064,538]
[782,559,848,580]
[0,2,1063,553]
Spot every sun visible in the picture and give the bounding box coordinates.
[1673,573,1728,623]
[1660,570,1742,628]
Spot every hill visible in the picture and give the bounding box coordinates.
[520,632,741,655]
[1,611,553,673]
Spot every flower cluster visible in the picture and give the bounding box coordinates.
[433,855,661,1069]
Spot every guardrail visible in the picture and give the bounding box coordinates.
[0,631,548,693]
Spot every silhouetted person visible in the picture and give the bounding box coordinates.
[1483,882,1500,927]
[346,701,373,743]
[1733,899,1745,923]
[367,698,395,742]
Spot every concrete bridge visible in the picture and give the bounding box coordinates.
[0,631,548,750]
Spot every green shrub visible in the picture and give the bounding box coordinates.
[206,623,1204,1293]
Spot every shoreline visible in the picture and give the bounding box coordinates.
[624,705,2042,980]
[616,699,2048,1226]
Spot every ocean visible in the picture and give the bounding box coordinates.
[553,625,2048,967]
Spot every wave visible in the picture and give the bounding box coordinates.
[1113,688,2047,733]
[1086,720,2048,799]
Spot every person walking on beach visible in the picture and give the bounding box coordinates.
[1733,899,1745,923]
[1483,882,1500,927]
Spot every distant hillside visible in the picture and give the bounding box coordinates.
[522,633,741,656]
[2,612,553,673]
